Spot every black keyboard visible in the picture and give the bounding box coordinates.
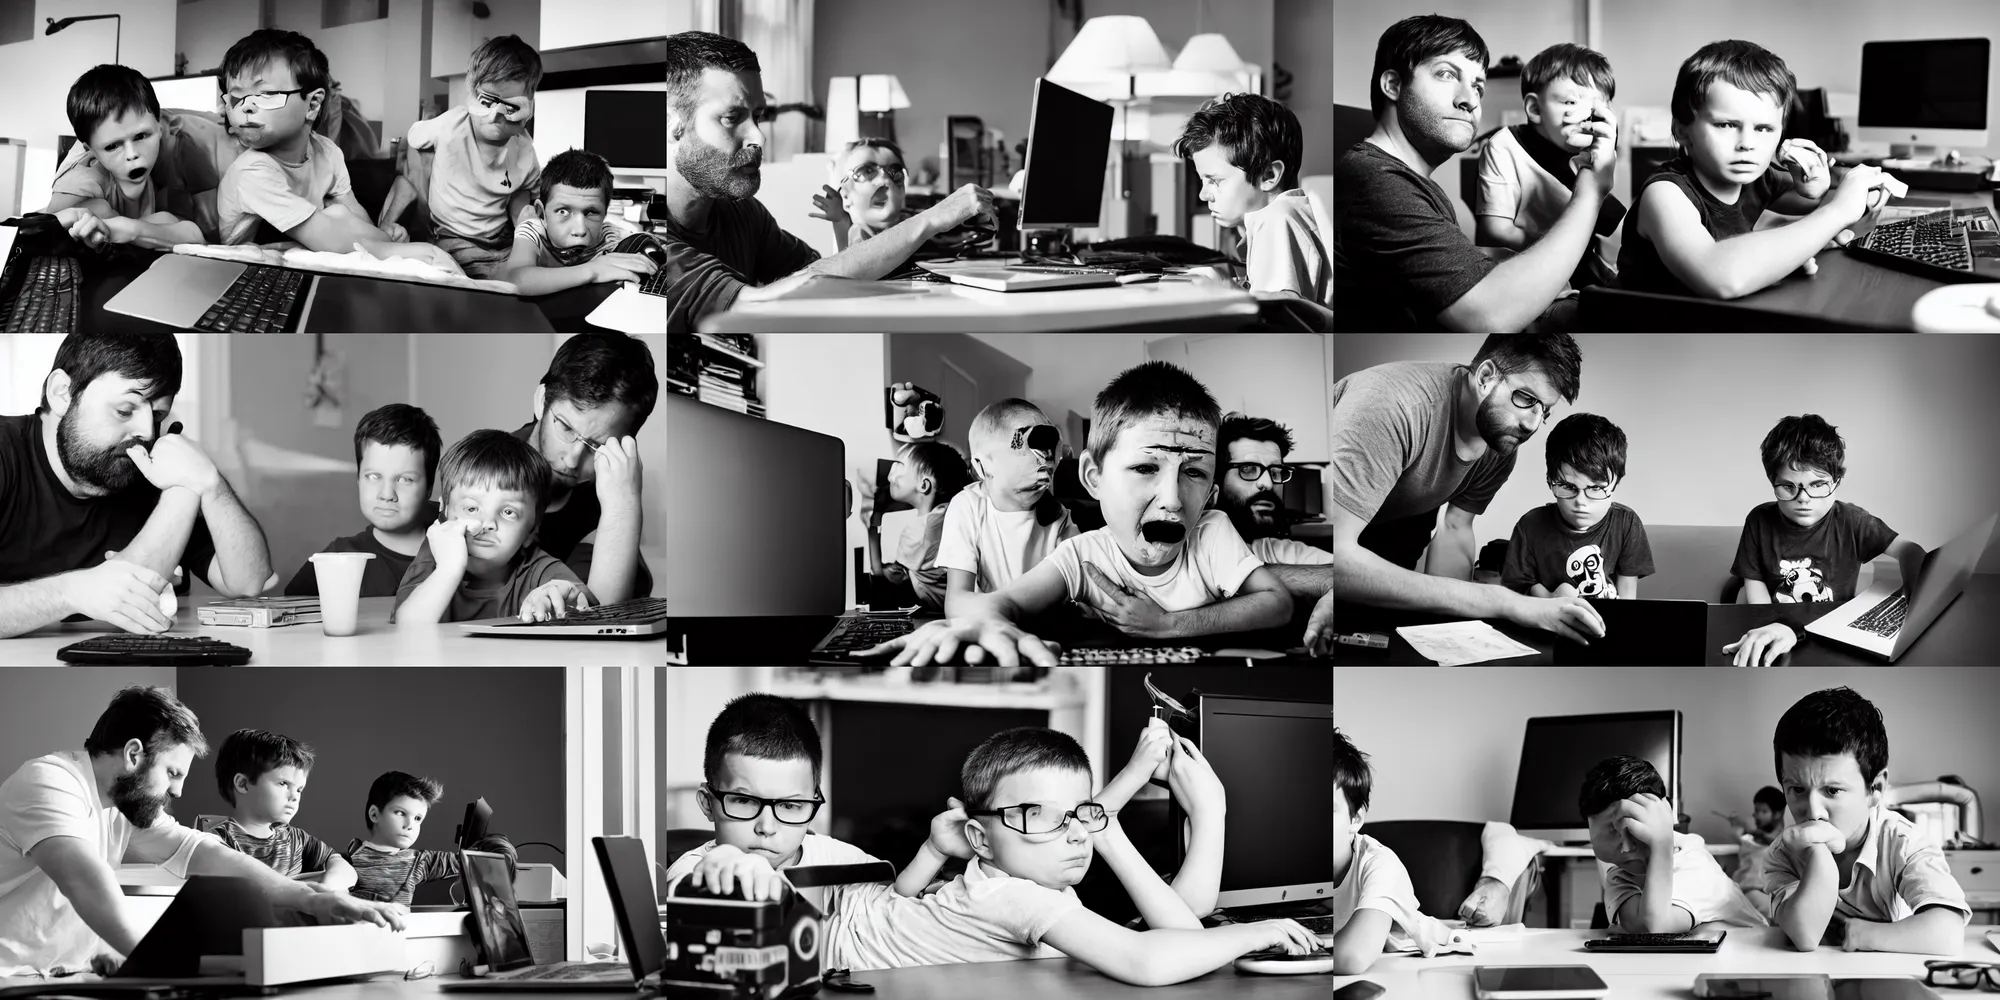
[638,264,669,296]
[3,256,82,332]
[1057,646,1204,664]
[57,635,253,665]
[1294,914,1337,934]
[193,264,307,331]
[1849,210,1995,284]
[509,597,668,627]
[1850,589,1910,637]
[813,615,922,655]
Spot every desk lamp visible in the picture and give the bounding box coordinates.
[858,74,910,145]
[1048,15,1171,200]
[45,14,121,65]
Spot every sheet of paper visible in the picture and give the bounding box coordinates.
[585,283,667,334]
[1394,620,1539,666]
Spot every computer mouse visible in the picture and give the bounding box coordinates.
[613,233,669,269]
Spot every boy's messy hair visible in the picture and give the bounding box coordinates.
[905,441,973,503]
[364,771,442,829]
[1578,754,1667,820]
[1545,413,1627,486]
[1087,362,1221,468]
[1773,686,1888,786]
[40,332,182,416]
[1334,727,1373,815]
[1670,39,1796,128]
[1220,412,1295,459]
[1760,414,1844,483]
[537,148,616,206]
[1173,93,1303,191]
[1369,14,1490,120]
[1471,333,1583,404]
[968,399,1053,459]
[1754,786,1786,813]
[1522,42,1617,104]
[436,429,555,520]
[221,30,331,110]
[469,34,544,94]
[960,727,1091,814]
[354,403,442,489]
[664,31,760,129]
[66,64,161,148]
[215,730,316,805]
[703,693,822,789]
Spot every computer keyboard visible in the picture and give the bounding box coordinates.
[1850,589,1910,637]
[509,597,668,627]
[56,635,253,665]
[2,256,82,332]
[638,263,669,296]
[1603,932,1698,946]
[1850,210,1992,283]
[1057,646,1205,664]
[815,615,922,654]
[1293,914,1337,934]
[193,264,307,332]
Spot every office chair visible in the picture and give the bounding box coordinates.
[1361,820,1542,926]
[665,828,712,874]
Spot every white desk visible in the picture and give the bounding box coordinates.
[0,597,664,666]
[0,979,618,999]
[1335,926,2000,998]
[702,274,1259,332]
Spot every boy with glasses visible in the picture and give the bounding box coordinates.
[1501,412,1654,600]
[1723,415,1928,667]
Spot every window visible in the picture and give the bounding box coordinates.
[565,667,659,960]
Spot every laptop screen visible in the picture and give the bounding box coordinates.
[461,850,536,972]
[594,836,668,979]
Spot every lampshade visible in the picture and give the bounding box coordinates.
[1049,15,1172,85]
[857,74,910,113]
[1173,33,1245,74]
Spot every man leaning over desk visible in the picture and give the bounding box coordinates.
[652,31,999,332]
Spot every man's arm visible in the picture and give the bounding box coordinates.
[1155,566,1291,638]
[1773,845,1839,951]
[1426,504,1479,582]
[196,478,274,597]
[1261,563,1331,600]
[1094,816,1201,930]
[1330,504,1517,617]
[1437,169,1605,331]
[27,835,148,956]
[0,577,80,638]
[113,487,205,588]
[587,493,643,606]
[1845,906,1963,955]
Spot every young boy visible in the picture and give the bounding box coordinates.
[42,65,219,250]
[873,362,1293,665]
[342,771,514,905]
[195,729,355,892]
[819,725,1321,983]
[216,29,458,271]
[1765,687,1969,953]
[496,148,657,295]
[934,399,1077,615]
[1580,754,1766,933]
[394,35,545,278]
[872,440,973,612]
[1723,414,1927,666]
[811,139,913,253]
[1174,93,1330,305]
[1718,787,1788,848]
[392,429,594,625]
[1333,728,1448,974]
[1475,43,1625,289]
[284,403,442,598]
[1501,412,1654,599]
[1617,40,1894,299]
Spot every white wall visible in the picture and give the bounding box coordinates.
[0,669,177,766]
[1332,666,2000,848]
[1275,0,1332,178]
[1333,334,2000,574]
[176,0,259,74]
[539,0,678,54]
[431,0,538,82]
[759,334,889,609]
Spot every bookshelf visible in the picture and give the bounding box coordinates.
[666,334,765,418]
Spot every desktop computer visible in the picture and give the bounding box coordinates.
[1509,711,1682,843]
[1858,38,1991,160]
[150,74,222,114]
[1184,693,1333,917]
[584,91,667,171]
[1019,77,1114,234]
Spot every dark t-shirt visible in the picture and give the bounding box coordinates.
[1328,362,1517,524]
[1618,153,1787,296]
[282,527,417,598]
[508,422,654,599]
[1501,502,1656,595]
[653,196,822,332]
[0,412,218,591]
[1334,140,1497,331]
[1730,500,1898,604]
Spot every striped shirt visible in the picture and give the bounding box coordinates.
[195,815,334,878]
[513,216,641,268]
[342,840,461,905]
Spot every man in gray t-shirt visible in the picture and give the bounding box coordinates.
[1329,335,1605,645]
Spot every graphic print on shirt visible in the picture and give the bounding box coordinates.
[1566,544,1617,598]
[1775,557,1833,602]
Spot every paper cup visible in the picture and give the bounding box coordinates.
[308,552,375,636]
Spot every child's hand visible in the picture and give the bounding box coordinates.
[1724,622,1796,666]
[379,221,409,243]
[860,617,1060,667]
[691,845,790,902]
[1126,716,1174,784]
[519,579,591,622]
[925,796,974,861]
[1252,918,1326,956]
[810,184,850,231]
[1078,565,1171,638]
[1165,735,1227,822]
[1829,164,1893,225]
[589,253,661,284]
[1778,819,1845,854]
[426,517,485,568]
[1617,792,1676,852]
[1777,139,1833,200]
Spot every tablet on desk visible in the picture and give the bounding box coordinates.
[1473,966,1609,1000]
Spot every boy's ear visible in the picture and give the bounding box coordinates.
[233,773,252,798]
[1078,450,1102,500]
[1523,91,1542,124]
[366,804,380,828]
[964,816,994,860]
[1257,159,1286,192]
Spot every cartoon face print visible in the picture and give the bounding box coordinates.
[1566,544,1618,598]
[1775,557,1833,603]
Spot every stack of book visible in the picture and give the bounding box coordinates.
[668,334,765,418]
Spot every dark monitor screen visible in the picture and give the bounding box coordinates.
[1282,466,1323,517]
[1020,78,1113,229]
[585,90,668,169]
[1859,39,1990,130]
[457,797,492,849]
[460,849,534,972]
[1509,712,1681,835]
[594,836,668,979]
[1196,694,1333,907]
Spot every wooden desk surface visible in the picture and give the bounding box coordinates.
[0,597,664,666]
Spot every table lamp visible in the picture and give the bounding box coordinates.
[1048,15,1171,200]
[857,74,910,145]
[46,14,121,65]
[1172,32,1250,93]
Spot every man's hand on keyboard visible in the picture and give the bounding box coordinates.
[520,579,592,622]
[60,559,172,634]
[861,617,1061,667]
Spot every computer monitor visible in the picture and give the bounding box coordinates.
[1857,38,1991,156]
[1019,78,1113,230]
[584,90,668,171]
[1509,711,1682,843]
[1281,466,1323,519]
[151,74,220,115]
[593,836,669,980]
[1191,693,1333,910]
[456,797,492,849]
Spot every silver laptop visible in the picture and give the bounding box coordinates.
[439,839,664,991]
[1804,511,1997,661]
[460,597,667,638]
[102,253,315,329]
[918,259,1122,292]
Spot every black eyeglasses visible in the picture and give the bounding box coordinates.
[1228,462,1293,484]
[223,88,306,112]
[701,783,824,825]
[969,801,1108,836]
[1510,388,1555,420]
[1548,481,1614,500]
[1772,479,1837,501]
[1925,961,2000,991]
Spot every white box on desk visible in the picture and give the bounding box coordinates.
[239,924,406,985]
[516,862,566,901]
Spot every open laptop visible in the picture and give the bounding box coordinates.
[460,597,668,638]
[1804,511,1997,661]
[102,254,316,331]
[439,837,665,991]
[1552,598,1709,665]
[916,259,1121,292]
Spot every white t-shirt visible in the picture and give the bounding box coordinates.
[662,831,887,917]
[1333,832,1433,950]
[933,482,1076,594]
[1241,188,1331,305]
[1044,509,1262,614]
[0,751,207,974]
[217,131,354,245]
[1250,536,1333,565]
[406,106,542,247]
[1601,831,1768,930]
[823,857,1083,972]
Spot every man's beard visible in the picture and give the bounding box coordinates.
[109,767,171,827]
[1473,396,1520,455]
[676,131,762,199]
[1221,489,1285,540]
[59,407,143,492]
[1398,94,1478,164]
